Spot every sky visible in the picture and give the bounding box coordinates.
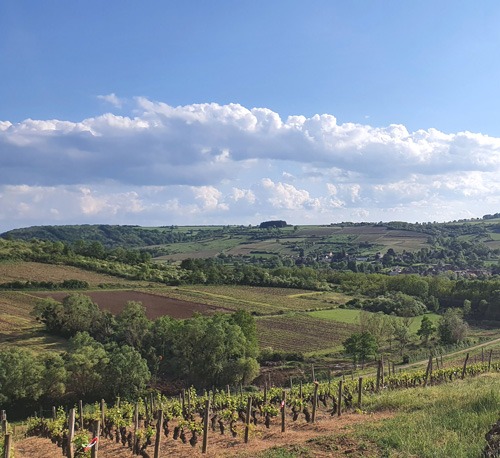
[2,1,500,232]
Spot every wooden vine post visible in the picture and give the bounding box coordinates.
[424,354,433,387]
[79,400,84,430]
[67,408,75,458]
[244,396,252,443]
[281,390,286,433]
[133,402,139,453]
[357,377,363,408]
[488,349,493,371]
[90,420,100,458]
[3,433,11,458]
[202,399,210,454]
[380,357,384,386]
[311,381,319,424]
[337,379,343,417]
[100,399,105,437]
[154,409,163,458]
[461,352,470,379]
[376,360,381,392]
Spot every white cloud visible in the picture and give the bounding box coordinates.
[2,98,500,229]
[97,93,123,108]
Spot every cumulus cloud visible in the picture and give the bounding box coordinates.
[1,98,500,229]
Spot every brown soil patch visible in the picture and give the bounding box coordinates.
[0,261,139,286]
[13,411,391,458]
[34,290,226,319]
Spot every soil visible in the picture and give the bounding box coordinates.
[13,411,391,457]
[34,290,226,319]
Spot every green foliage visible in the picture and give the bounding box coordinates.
[0,347,45,404]
[417,315,436,343]
[343,331,378,366]
[362,291,427,317]
[438,308,469,344]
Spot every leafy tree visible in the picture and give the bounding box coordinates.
[343,332,378,367]
[40,353,67,400]
[0,348,45,404]
[230,310,259,358]
[64,332,109,400]
[417,315,436,344]
[104,344,150,399]
[392,318,413,354]
[115,301,151,350]
[438,308,469,344]
[358,311,393,347]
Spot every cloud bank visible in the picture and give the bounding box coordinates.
[1,97,499,230]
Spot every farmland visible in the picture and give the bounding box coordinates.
[257,313,356,353]
[34,290,226,319]
[0,261,141,286]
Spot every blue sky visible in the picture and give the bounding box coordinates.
[1,1,500,231]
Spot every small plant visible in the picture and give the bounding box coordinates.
[73,430,91,458]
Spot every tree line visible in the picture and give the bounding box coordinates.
[0,294,259,415]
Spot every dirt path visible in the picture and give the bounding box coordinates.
[13,411,391,458]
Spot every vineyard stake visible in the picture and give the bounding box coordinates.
[337,379,343,417]
[461,352,469,379]
[202,399,210,454]
[328,369,331,396]
[488,349,493,371]
[79,400,83,431]
[311,382,319,424]
[1,419,7,435]
[424,355,433,387]
[154,409,163,458]
[376,360,381,392]
[67,408,75,458]
[133,402,139,451]
[100,400,105,438]
[244,396,252,443]
[91,420,100,458]
[3,433,11,458]
[357,377,363,408]
[299,381,303,399]
[281,390,286,433]
[263,383,267,404]
[311,364,315,382]
[482,347,485,363]
[52,406,56,421]
[380,357,384,386]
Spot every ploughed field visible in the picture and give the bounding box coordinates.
[34,290,226,319]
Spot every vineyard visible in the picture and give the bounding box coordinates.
[3,357,500,458]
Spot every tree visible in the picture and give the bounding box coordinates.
[64,332,109,400]
[104,344,150,399]
[115,301,151,350]
[417,315,436,344]
[438,308,469,344]
[0,348,44,404]
[392,318,412,354]
[343,332,378,367]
